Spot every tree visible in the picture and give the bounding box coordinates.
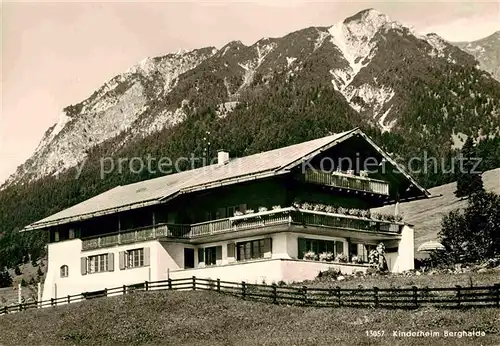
[455,137,484,198]
[14,265,22,276]
[0,270,12,288]
[439,191,500,263]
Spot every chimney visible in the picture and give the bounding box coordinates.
[217,150,230,165]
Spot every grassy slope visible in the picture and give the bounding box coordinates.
[0,290,499,346]
[373,168,500,255]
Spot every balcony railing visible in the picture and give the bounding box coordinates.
[304,169,390,196]
[81,208,402,251]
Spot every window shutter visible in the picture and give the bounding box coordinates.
[144,247,151,266]
[263,238,272,258]
[108,253,115,271]
[119,251,126,270]
[336,241,344,256]
[298,238,306,259]
[216,246,222,261]
[227,243,235,258]
[81,257,87,275]
[198,248,204,263]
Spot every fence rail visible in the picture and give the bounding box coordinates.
[1,277,499,316]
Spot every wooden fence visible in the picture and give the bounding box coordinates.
[1,277,499,315]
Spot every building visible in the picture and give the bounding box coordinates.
[23,128,430,301]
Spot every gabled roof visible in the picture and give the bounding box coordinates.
[24,128,429,231]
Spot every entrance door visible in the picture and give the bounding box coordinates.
[184,248,195,269]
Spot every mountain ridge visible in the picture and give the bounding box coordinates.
[2,9,500,189]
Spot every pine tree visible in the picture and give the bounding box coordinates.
[455,137,484,198]
[0,270,13,288]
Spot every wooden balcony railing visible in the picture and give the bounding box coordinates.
[304,169,390,195]
[82,208,402,251]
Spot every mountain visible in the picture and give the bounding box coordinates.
[1,8,500,268]
[3,8,500,188]
[452,31,500,81]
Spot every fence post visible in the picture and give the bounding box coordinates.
[272,283,277,304]
[374,287,379,308]
[104,288,108,297]
[123,285,126,295]
[412,286,418,309]
[456,285,462,308]
[168,278,172,290]
[145,281,149,291]
[302,286,308,305]
[242,281,246,300]
[336,286,342,306]
[3,306,7,315]
[51,298,54,307]
[67,295,71,304]
[217,279,221,293]
[494,284,500,308]
[192,276,196,291]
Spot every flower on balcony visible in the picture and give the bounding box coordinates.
[303,251,318,261]
[359,170,369,178]
[313,203,327,212]
[301,202,312,210]
[348,208,363,217]
[234,211,244,216]
[395,214,403,222]
[258,206,268,213]
[244,209,255,214]
[335,253,348,263]
[337,207,348,215]
[272,205,281,210]
[319,251,334,262]
[325,205,337,214]
[351,255,363,264]
[360,209,371,218]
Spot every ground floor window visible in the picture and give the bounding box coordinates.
[119,247,150,270]
[88,254,109,273]
[127,248,144,268]
[237,238,271,261]
[298,238,344,259]
[205,246,217,266]
[198,246,222,266]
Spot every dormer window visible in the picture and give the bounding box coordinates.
[60,265,69,278]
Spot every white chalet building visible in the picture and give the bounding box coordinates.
[23,128,430,301]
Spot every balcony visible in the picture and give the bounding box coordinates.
[304,169,390,196]
[82,207,402,251]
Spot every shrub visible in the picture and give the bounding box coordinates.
[351,255,363,264]
[318,267,342,280]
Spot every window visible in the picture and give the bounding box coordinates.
[87,254,109,273]
[198,246,222,266]
[60,265,69,278]
[205,247,217,266]
[119,248,150,270]
[127,248,144,268]
[237,238,271,261]
[298,238,344,259]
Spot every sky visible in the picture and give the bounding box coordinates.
[1,0,499,184]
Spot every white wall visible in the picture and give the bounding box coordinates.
[169,258,368,284]
[42,239,184,301]
[389,225,415,272]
